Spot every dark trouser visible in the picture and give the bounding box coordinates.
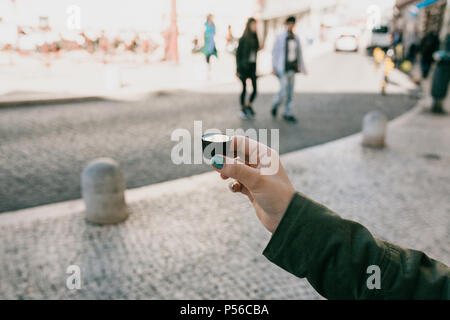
[420,58,433,79]
[431,61,450,113]
[431,61,450,100]
[239,63,257,108]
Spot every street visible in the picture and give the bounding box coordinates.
[0,51,417,213]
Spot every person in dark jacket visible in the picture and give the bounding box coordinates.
[236,17,260,120]
[431,34,450,114]
[210,136,450,299]
[419,31,440,79]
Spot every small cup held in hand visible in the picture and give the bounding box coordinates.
[202,133,232,160]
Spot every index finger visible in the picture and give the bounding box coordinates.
[231,135,260,165]
[232,135,274,167]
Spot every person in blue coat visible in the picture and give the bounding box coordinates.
[200,14,218,66]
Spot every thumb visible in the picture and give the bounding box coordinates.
[211,155,260,189]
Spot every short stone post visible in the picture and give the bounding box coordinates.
[362,110,387,148]
[81,158,128,224]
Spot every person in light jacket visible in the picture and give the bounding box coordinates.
[271,16,307,123]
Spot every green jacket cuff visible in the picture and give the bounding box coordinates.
[262,192,450,299]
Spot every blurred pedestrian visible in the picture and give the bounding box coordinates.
[236,18,260,120]
[406,33,419,64]
[430,34,450,114]
[373,47,385,71]
[271,16,307,123]
[226,25,234,45]
[225,25,237,54]
[319,24,327,42]
[192,37,201,53]
[99,30,110,63]
[381,49,395,95]
[200,14,217,69]
[393,30,404,67]
[419,31,440,79]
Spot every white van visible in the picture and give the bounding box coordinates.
[366,25,393,53]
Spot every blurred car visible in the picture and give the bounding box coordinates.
[366,25,392,53]
[334,27,359,52]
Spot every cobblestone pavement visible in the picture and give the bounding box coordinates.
[0,51,417,212]
[0,106,448,299]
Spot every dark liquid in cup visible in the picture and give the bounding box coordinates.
[202,134,231,159]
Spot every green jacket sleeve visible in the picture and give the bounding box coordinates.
[263,192,450,299]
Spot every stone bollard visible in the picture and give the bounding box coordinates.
[362,110,387,148]
[81,158,128,224]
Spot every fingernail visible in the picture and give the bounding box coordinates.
[211,155,224,170]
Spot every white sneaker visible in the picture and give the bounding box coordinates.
[240,110,249,120]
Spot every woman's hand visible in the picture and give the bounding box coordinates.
[211,136,295,233]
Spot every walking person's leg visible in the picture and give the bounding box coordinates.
[206,54,213,74]
[239,77,249,119]
[240,77,247,108]
[246,74,257,117]
[272,73,286,117]
[283,71,297,122]
[249,76,257,103]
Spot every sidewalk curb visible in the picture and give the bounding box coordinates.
[0,95,106,108]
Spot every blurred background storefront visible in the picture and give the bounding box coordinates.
[394,0,448,57]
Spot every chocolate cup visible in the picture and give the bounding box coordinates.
[202,134,232,160]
